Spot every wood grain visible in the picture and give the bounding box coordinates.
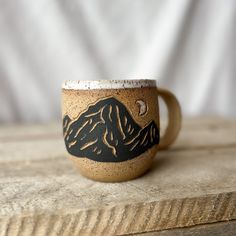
[0,118,236,235]
[139,220,236,236]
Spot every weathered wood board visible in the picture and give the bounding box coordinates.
[140,220,236,236]
[0,118,236,235]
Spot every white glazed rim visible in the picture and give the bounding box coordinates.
[62,79,157,90]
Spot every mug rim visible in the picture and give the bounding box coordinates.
[62,79,157,90]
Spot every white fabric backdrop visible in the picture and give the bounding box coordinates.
[0,0,235,123]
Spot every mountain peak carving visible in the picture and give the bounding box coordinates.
[63,97,159,162]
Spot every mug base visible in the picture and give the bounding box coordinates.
[68,148,157,182]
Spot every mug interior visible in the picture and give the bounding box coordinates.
[62,79,157,90]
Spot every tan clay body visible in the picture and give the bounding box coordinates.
[69,147,157,182]
[62,86,160,181]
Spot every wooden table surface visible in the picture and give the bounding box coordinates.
[0,118,236,236]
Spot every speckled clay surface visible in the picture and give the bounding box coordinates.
[68,146,157,182]
[62,80,160,182]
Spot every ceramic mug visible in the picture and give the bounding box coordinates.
[62,80,181,182]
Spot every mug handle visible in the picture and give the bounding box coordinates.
[157,88,182,150]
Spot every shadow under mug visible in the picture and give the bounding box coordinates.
[62,80,181,182]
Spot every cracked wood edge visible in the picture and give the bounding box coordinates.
[138,220,236,236]
[0,192,236,236]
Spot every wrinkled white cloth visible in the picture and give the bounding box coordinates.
[0,0,235,123]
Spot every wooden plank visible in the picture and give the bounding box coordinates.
[0,139,65,162]
[0,118,236,235]
[1,117,236,150]
[161,117,236,150]
[0,149,236,234]
[1,118,236,139]
[0,118,236,164]
[0,123,60,142]
[138,220,236,236]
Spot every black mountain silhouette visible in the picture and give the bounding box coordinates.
[63,97,159,162]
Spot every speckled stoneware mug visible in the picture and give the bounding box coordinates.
[62,80,181,182]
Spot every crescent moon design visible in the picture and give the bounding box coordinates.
[136,99,148,116]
